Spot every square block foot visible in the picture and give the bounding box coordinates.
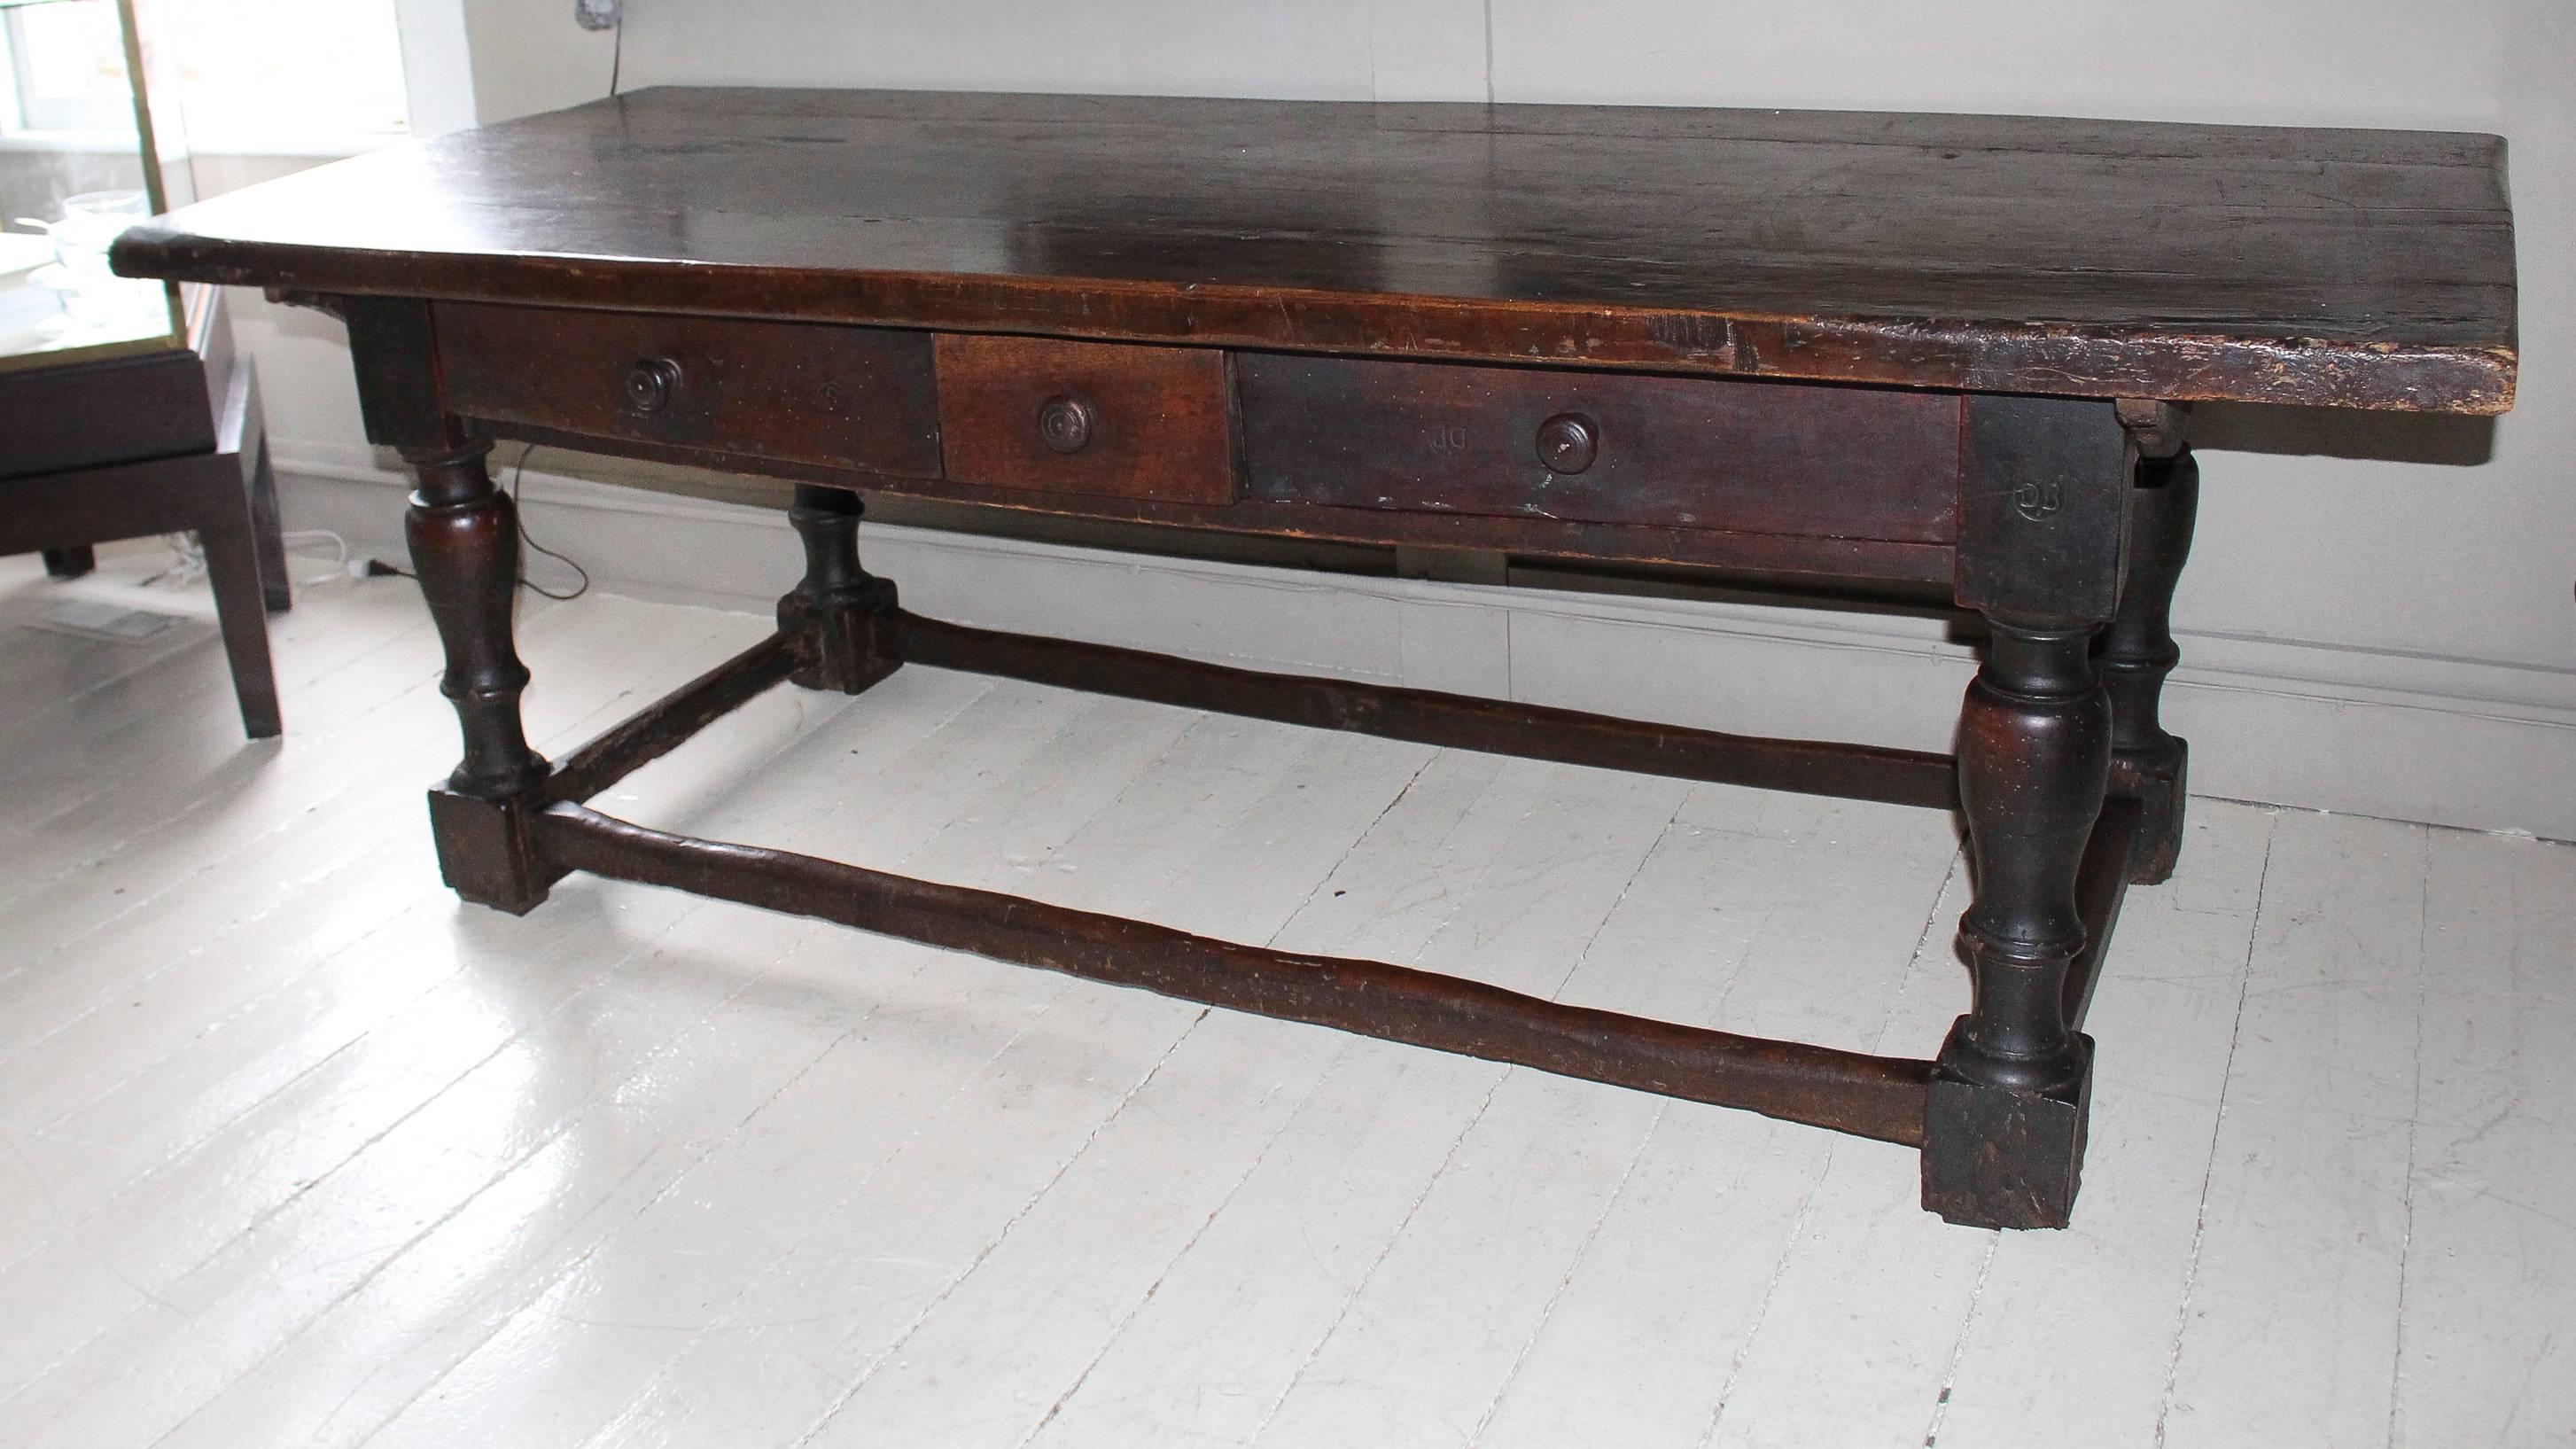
[780,580,901,694]
[2112,740,2188,885]
[427,785,562,915]
[1920,1032,2094,1230]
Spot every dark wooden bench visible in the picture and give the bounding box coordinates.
[1,285,286,738]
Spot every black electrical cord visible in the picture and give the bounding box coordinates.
[507,441,592,601]
[354,446,591,600]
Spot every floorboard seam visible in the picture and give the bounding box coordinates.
[12,828,440,1100]
[1245,1064,1512,1448]
[1236,767,1562,1444]
[0,643,886,1299]
[1008,1043,1332,1449]
[0,591,438,861]
[790,1008,1212,1448]
[560,707,1272,1442]
[1461,790,1694,1440]
[1475,1095,1667,1445]
[1918,1231,1997,1448]
[4,635,451,920]
[0,1009,530,1408]
[562,958,1078,1449]
[0,892,464,1278]
[556,705,1216,1448]
[344,994,874,1448]
[8,760,860,1424]
[1004,752,1453,1449]
[2151,810,2278,1449]
[2385,825,2432,1449]
[1696,845,1961,1449]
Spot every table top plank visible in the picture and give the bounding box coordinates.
[112,87,2517,412]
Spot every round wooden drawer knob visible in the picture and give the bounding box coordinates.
[1038,393,1097,454]
[1536,412,1598,474]
[625,357,682,414]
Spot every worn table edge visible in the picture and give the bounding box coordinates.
[109,229,2518,414]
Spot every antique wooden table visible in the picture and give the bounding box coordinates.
[113,89,2517,1229]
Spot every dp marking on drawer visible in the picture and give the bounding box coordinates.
[2013,479,2065,521]
[1428,425,1471,454]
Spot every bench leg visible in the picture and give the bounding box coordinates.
[248,437,293,614]
[201,517,283,739]
[776,483,900,694]
[406,442,553,913]
[2097,449,2199,884]
[41,546,95,580]
[1924,616,2111,1229]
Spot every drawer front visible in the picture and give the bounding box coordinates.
[433,303,942,478]
[934,335,1234,504]
[1236,354,1959,542]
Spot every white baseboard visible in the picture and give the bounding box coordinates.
[274,444,2576,840]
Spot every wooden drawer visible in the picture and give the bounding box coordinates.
[433,303,942,478]
[1236,354,1960,543]
[934,335,1234,504]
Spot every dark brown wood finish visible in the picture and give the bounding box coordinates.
[0,347,217,481]
[436,303,942,479]
[532,799,1938,1147]
[544,631,803,806]
[1237,354,1960,541]
[1,285,284,738]
[486,423,1964,584]
[934,335,1235,504]
[777,482,902,692]
[114,89,2514,412]
[1956,394,2134,626]
[339,295,461,452]
[1928,617,2113,1228]
[899,611,1958,810]
[2098,450,2201,884]
[104,85,2518,1233]
[403,599,2152,1180]
[402,442,546,799]
[416,304,1963,582]
[2060,797,2144,1033]
[425,785,559,916]
[406,437,555,915]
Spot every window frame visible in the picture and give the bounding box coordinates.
[1,5,137,137]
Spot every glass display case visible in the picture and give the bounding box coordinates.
[0,0,190,370]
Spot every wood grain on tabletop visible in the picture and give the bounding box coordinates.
[111,87,2518,411]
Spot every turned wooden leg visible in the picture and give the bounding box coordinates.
[1923,616,2112,1229]
[776,483,900,693]
[40,546,95,580]
[405,442,555,914]
[2097,448,2199,884]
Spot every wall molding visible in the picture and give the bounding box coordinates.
[275,443,2576,841]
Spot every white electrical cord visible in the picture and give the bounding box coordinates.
[141,528,356,591]
[280,528,351,585]
[147,532,206,588]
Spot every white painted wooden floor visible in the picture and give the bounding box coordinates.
[3,543,2570,1449]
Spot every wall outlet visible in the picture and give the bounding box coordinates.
[574,0,619,32]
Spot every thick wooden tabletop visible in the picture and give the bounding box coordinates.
[113,87,2516,412]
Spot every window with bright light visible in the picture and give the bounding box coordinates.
[2,1,133,134]
[154,0,409,152]
[0,0,408,154]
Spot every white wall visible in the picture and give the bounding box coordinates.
[261,0,2576,837]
